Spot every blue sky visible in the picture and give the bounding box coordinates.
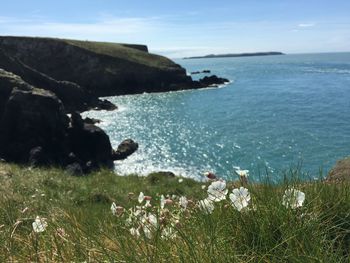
[1,0,349,58]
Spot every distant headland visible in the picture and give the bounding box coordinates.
[184,51,285,59]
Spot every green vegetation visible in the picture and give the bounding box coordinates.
[63,39,176,69]
[1,163,349,262]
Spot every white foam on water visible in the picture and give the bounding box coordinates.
[233,143,241,149]
[304,68,350,75]
[113,148,208,181]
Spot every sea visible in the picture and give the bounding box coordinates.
[82,52,350,182]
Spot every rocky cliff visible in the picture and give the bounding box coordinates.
[0,49,94,112]
[0,37,195,97]
[0,69,138,172]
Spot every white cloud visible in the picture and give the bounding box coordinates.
[298,23,315,28]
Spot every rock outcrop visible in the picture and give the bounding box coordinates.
[327,157,350,182]
[198,75,229,87]
[0,48,116,112]
[112,139,139,161]
[0,70,138,172]
[191,70,211,75]
[0,87,69,163]
[67,112,113,166]
[0,69,33,117]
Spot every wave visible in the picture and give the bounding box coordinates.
[112,150,208,181]
[304,68,350,75]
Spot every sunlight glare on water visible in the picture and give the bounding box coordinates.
[83,53,350,181]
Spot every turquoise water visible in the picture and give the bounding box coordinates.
[83,53,350,181]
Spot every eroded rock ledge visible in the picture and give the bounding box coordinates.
[0,70,137,174]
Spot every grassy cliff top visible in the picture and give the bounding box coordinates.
[64,39,177,69]
[65,39,176,69]
[0,36,178,70]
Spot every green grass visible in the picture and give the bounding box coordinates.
[1,36,179,70]
[63,39,177,70]
[0,163,349,262]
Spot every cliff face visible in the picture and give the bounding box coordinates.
[0,37,193,97]
[0,49,93,112]
[0,69,137,169]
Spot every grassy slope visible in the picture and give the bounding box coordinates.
[0,36,177,70]
[1,163,349,262]
[63,39,177,70]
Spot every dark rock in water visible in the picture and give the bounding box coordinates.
[0,87,69,163]
[94,99,118,111]
[67,112,113,166]
[29,146,48,166]
[327,157,350,182]
[84,117,101,125]
[190,70,211,75]
[198,75,229,87]
[112,139,139,160]
[65,162,84,176]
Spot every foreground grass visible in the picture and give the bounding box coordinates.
[0,163,349,262]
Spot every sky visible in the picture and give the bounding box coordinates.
[0,0,349,58]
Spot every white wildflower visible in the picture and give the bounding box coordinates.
[147,213,158,228]
[144,200,152,208]
[229,187,251,211]
[178,178,184,183]
[130,227,140,238]
[201,185,206,190]
[198,198,215,214]
[138,192,145,204]
[111,202,117,215]
[207,180,228,202]
[32,216,48,233]
[111,202,124,216]
[282,188,305,209]
[143,227,152,239]
[160,195,166,209]
[235,169,249,177]
[133,206,143,217]
[179,196,188,210]
[161,227,177,240]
